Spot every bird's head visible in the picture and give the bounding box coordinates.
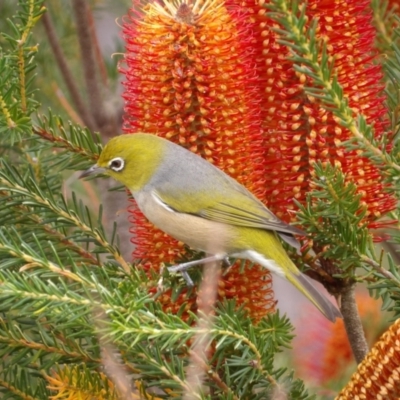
[80,134,165,192]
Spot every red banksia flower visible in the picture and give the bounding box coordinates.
[227,0,396,226]
[122,0,275,319]
[336,318,400,400]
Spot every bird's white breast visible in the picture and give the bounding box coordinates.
[133,190,237,255]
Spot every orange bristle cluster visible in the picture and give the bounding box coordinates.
[226,0,396,226]
[336,319,400,400]
[122,0,275,320]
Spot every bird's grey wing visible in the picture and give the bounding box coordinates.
[152,186,305,238]
[149,145,305,237]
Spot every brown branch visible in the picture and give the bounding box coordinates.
[0,332,99,363]
[51,82,85,125]
[86,6,109,86]
[188,349,239,400]
[12,205,100,266]
[360,254,400,285]
[32,126,99,161]
[71,0,107,131]
[0,379,37,400]
[340,283,369,364]
[42,11,96,131]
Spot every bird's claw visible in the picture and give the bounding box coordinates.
[222,257,231,268]
[181,271,194,286]
[167,254,228,287]
[167,264,194,286]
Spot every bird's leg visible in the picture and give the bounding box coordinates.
[180,271,194,287]
[168,254,227,273]
[168,254,227,286]
[222,257,231,268]
[221,257,234,276]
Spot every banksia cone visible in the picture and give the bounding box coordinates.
[227,0,396,225]
[122,0,275,319]
[336,318,400,400]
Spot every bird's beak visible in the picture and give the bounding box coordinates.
[79,164,106,179]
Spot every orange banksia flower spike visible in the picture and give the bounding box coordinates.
[227,0,396,226]
[303,0,396,228]
[122,0,275,320]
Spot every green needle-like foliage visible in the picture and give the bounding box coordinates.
[296,163,371,273]
[2,0,400,399]
[0,0,45,137]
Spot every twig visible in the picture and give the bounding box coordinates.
[0,332,99,363]
[51,82,84,125]
[371,0,394,51]
[32,126,99,161]
[42,11,96,131]
[0,378,37,400]
[0,93,16,128]
[0,177,130,274]
[71,0,106,131]
[9,201,100,266]
[188,349,239,400]
[86,6,109,86]
[340,283,369,364]
[16,0,38,112]
[360,254,400,285]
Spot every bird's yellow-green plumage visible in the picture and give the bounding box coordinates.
[82,133,341,322]
[97,134,165,192]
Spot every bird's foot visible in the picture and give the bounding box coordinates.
[221,257,231,268]
[167,254,228,286]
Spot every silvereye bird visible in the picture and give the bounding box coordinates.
[81,133,341,322]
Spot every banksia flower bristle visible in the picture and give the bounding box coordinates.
[336,319,400,400]
[303,0,395,225]
[122,0,275,319]
[228,0,396,225]
[216,264,276,317]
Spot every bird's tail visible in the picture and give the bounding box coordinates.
[285,270,342,322]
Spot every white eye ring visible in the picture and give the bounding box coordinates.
[109,157,124,172]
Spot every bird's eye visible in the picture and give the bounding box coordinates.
[109,157,124,172]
